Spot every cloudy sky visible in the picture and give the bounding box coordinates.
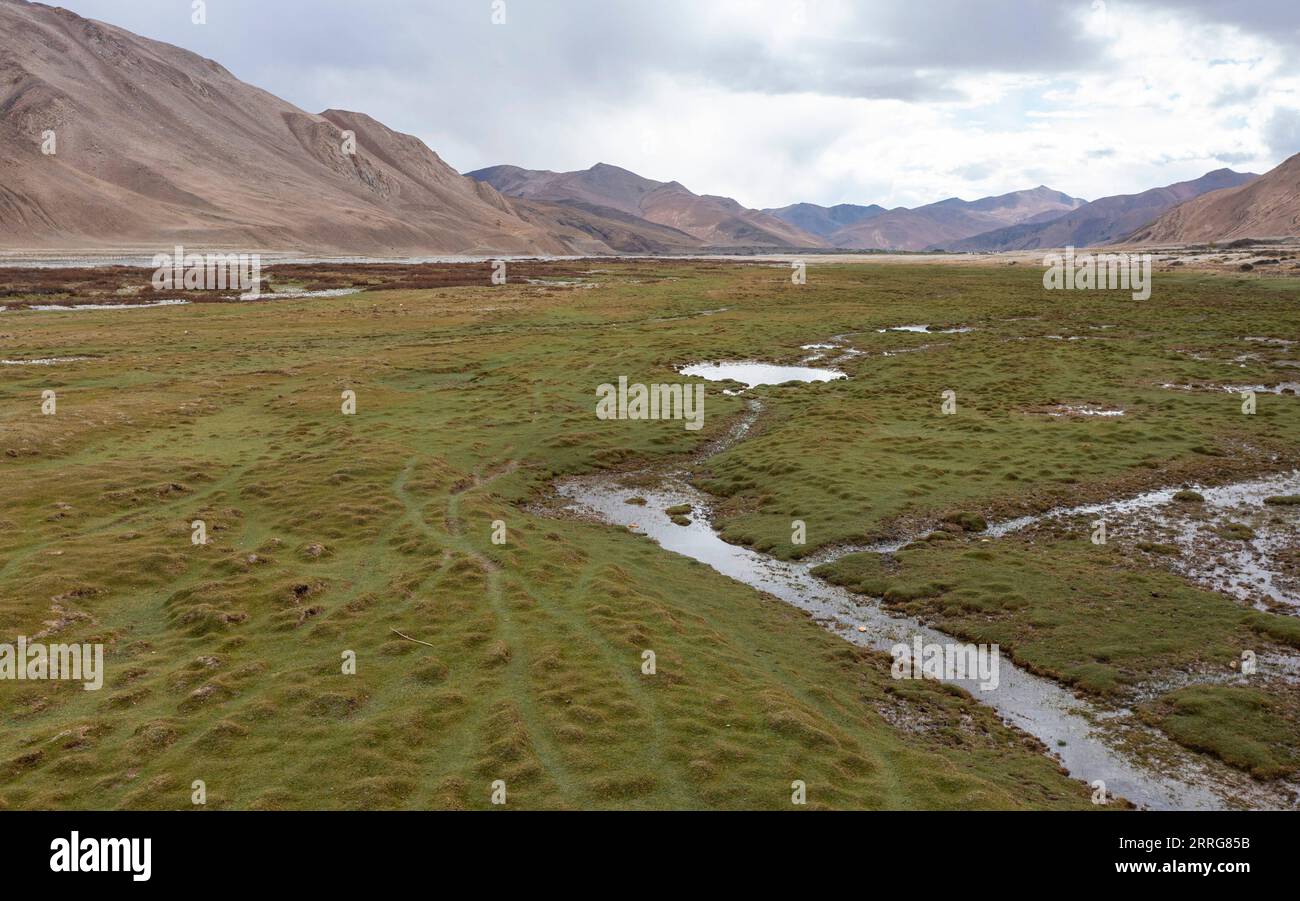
[57,0,1300,209]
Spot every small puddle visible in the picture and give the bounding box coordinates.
[877,324,974,334]
[800,336,867,364]
[16,289,362,312]
[26,299,191,312]
[1027,404,1126,418]
[679,361,846,389]
[881,344,948,358]
[0,357,91,366]
[1163,383,1300,396]
[257,288,363,301]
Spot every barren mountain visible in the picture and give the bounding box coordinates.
[764,202,887,238]
[468,163,828,249]
[827,186,1084,251]
[507,197,704,254]
[828,206,981,252]
[1127,154,1300,245]
[0,0,568,254]
[949,169,1257,251]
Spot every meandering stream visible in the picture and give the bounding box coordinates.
[554,364,1299,810]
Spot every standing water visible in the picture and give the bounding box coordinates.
[678,361,845,389]
[556,370,1297,810]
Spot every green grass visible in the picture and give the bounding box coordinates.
[814,540,1299,698]
[0,262,1117,810]
[1138,685,1300,780]
[689,270,1300,559]
[2,260,1297,804]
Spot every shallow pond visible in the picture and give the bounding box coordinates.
[679,361,846,389]
[877,324,974,334]
[0,357,90,366]
[24,299,190,312]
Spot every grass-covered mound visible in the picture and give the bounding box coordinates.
[0,261,1103,810]
[814,540,1300,698]
[1138,685,1300,780]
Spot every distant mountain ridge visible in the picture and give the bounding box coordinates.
[947,169,1259,251]
[761,202,887,238]
[467,163,828,249]
[0,0,1292,256]
[470,162,1093,253]
[762,187,1085,251]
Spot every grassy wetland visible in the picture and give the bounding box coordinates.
[1,259,1298,809]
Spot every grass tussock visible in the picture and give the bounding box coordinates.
[2,259,1298,807]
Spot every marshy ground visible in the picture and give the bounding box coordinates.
[0,258,1297,809]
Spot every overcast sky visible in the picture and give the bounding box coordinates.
[54,0,1300,209]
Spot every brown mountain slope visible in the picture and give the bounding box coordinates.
[828,187,1084,251]
[763,202,887,238]
[0,0,568,254]
[651,187,827,248]
[508,198,705,254]
[949,169,1258,251]
[828,206,977,251]
[468,163,828,249]
[1128,154,1300,245]
[471,163,659,218]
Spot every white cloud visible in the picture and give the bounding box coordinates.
[53,0,1300,208]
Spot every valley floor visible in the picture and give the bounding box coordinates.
[0,259,1297,809]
